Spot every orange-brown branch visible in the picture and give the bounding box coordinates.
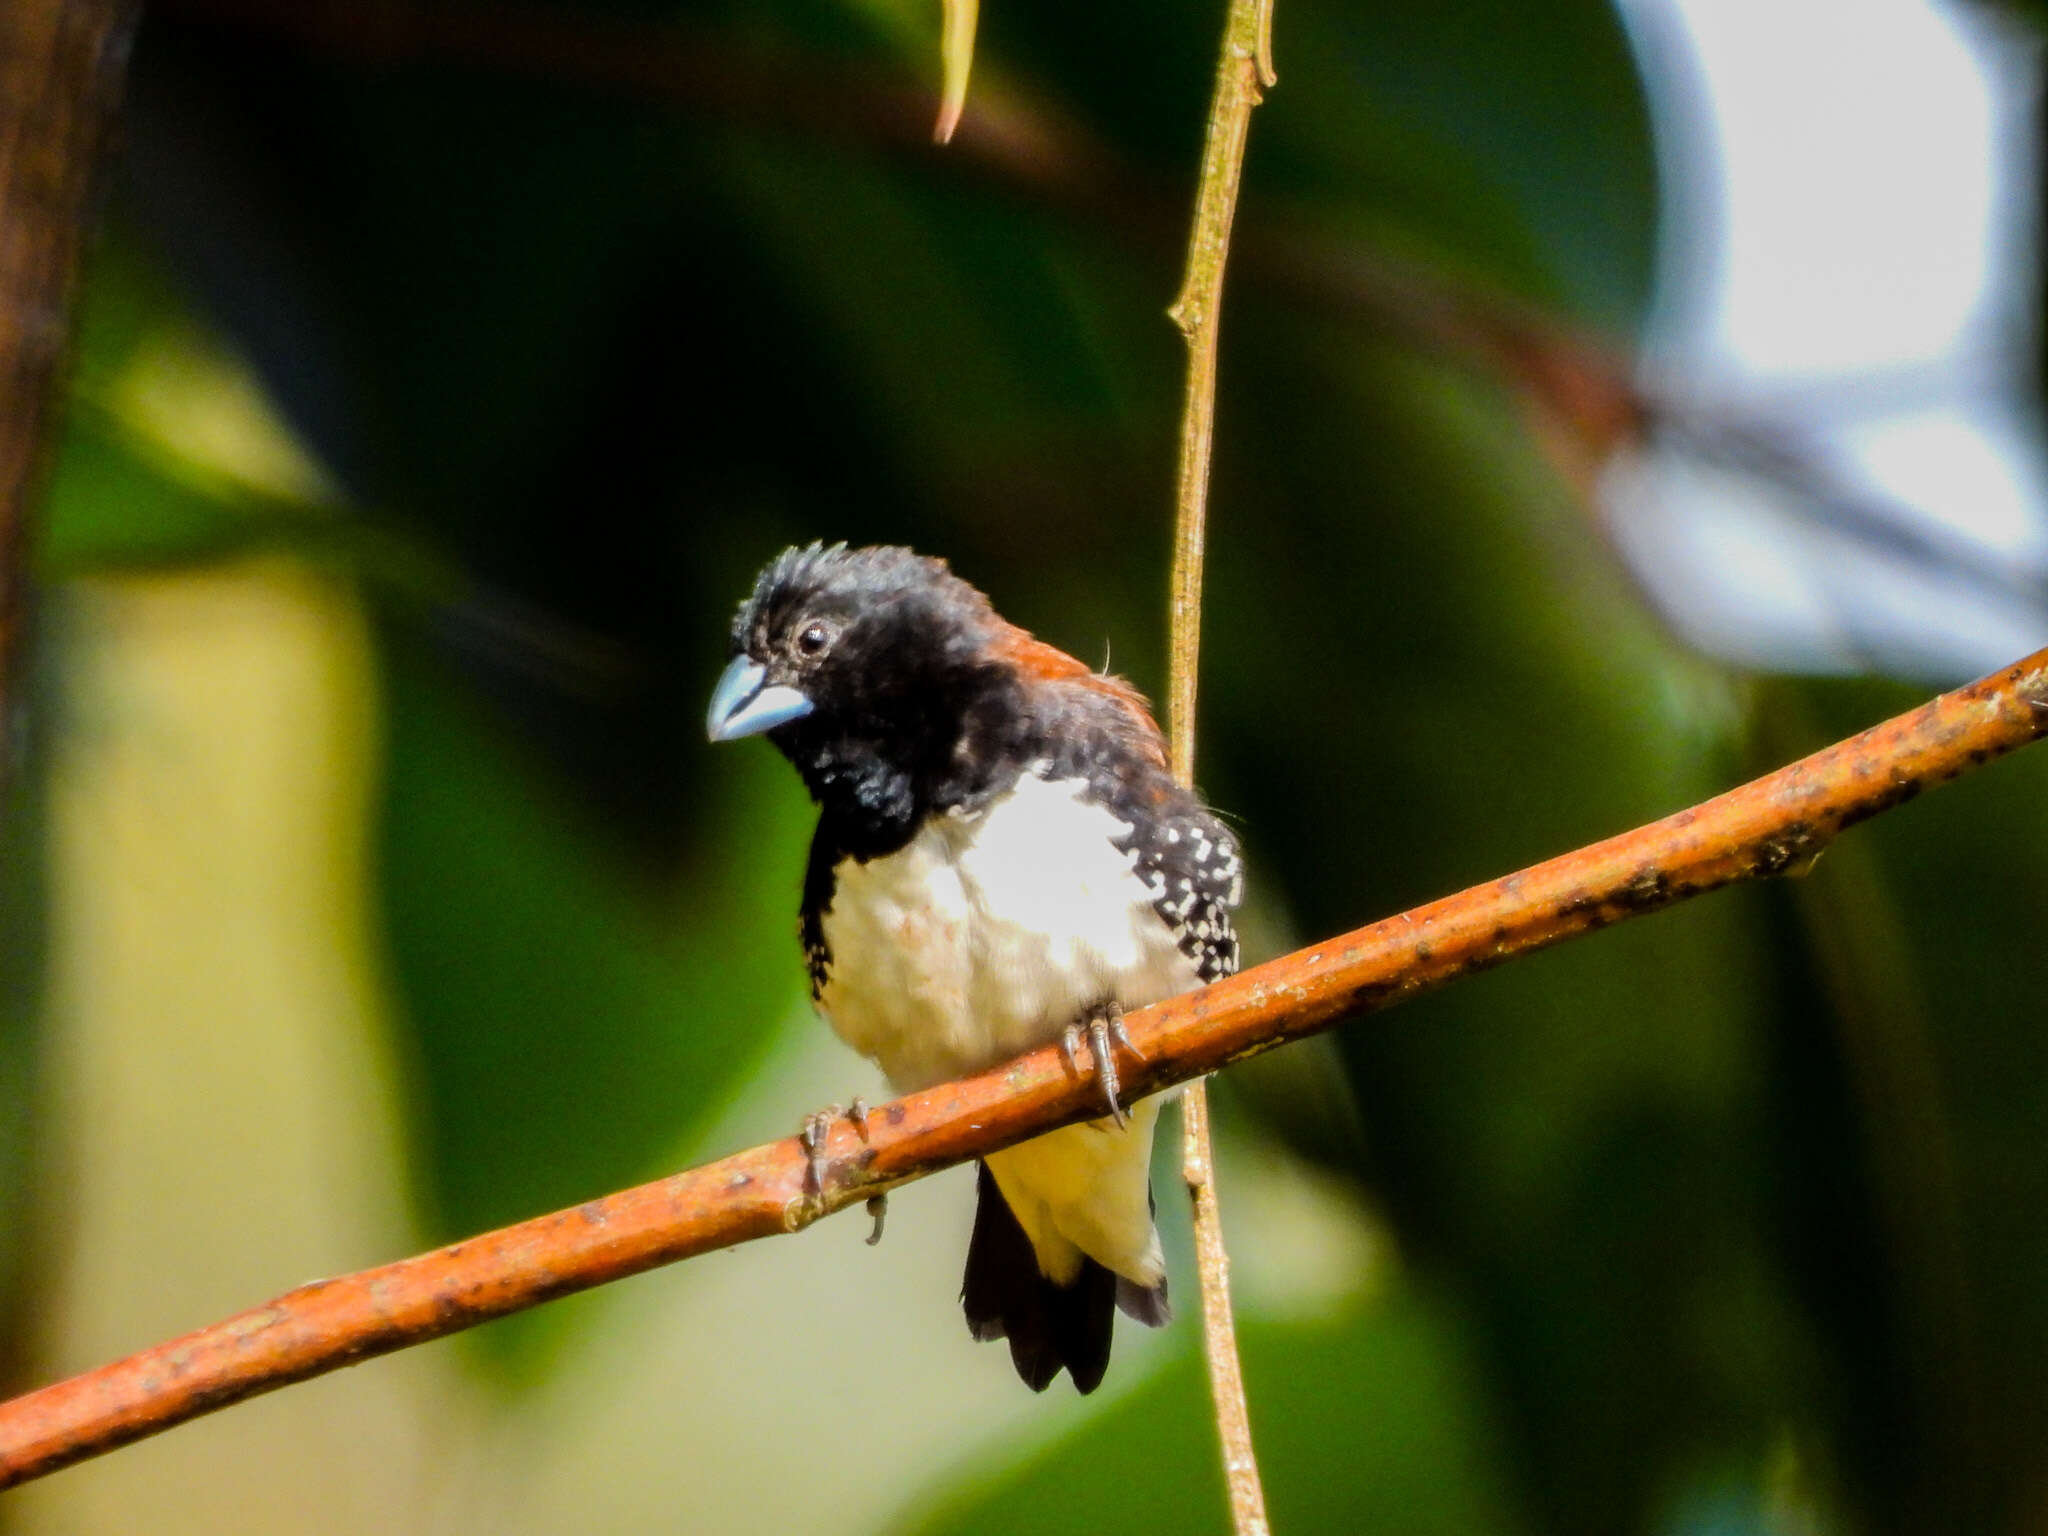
[2,645,2045,1489]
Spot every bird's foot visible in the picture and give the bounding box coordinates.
[797,1100,886,1242]
[798,1097,873,1190]
[1060,1003,1144,1129]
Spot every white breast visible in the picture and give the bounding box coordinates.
[817,774,1199,1091]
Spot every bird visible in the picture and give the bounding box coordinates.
[705,543,1242,1392]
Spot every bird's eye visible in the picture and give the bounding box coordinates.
[796,621,832,657]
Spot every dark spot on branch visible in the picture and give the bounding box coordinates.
[1836,777,1924,830]
[1750,820,1818,876]
[1348,979,1399,1010]
[1618,867,1670,909]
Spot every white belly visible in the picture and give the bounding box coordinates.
[817,774,1199,1092]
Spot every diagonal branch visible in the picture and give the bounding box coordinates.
[1,645,2045,1490]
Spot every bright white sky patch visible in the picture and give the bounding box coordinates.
[1609,0,2048,680]
[1840,403,2048,560]
[1668,0,2002,380]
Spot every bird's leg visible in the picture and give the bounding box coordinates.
[1062,1000,1137,1129]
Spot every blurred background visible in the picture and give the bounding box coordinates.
[5,0,2048,1531]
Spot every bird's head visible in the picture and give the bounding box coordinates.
[706,544,1014,824]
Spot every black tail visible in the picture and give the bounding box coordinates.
[960,1161,1170,1394]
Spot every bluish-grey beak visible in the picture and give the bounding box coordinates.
[706,656,814,742]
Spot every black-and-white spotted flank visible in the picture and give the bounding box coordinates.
[1102,780,1241,986]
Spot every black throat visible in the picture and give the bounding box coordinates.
[771,656,1033,863]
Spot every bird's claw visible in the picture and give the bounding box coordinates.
[864,1194,888,1245]
[1105,1011,1144,1063]
[1063,1005,1137,1128]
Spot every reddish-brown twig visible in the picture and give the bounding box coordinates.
[0,645,2044,1490]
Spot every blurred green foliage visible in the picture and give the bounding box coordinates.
[10,0,2048,1532]
[918,1296,1525,1536]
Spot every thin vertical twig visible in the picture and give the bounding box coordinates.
[1164,2,1276,1533]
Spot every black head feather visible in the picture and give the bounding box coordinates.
[728,543,967,654]
[725,543,1020,852]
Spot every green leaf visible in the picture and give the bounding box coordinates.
[42,235,337,574]
[38,410,258,573]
